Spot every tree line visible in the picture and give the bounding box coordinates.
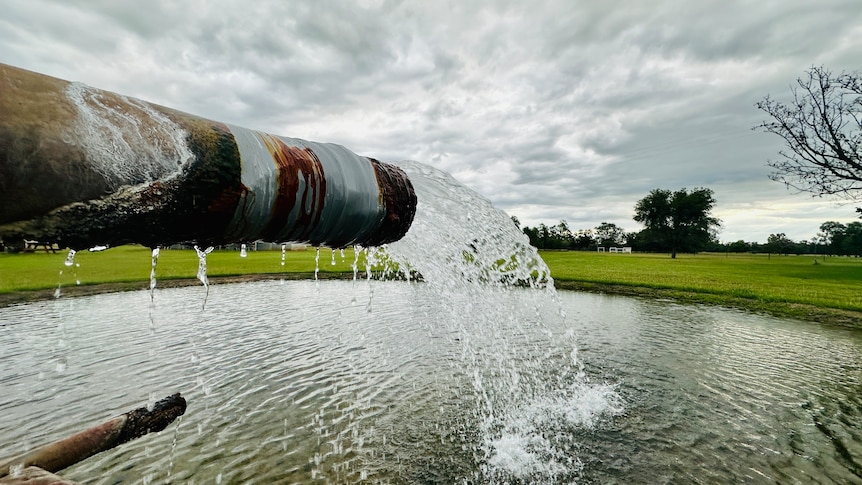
[519,218,862,256]
[517,185,862,256]
[518,187,722,258]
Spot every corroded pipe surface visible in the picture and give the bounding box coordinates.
[0,394,187,477]
[0,64,416,250]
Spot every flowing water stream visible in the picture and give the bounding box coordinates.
[1,162,861,483]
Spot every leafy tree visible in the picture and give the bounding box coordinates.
[727,240,750,253]
[538,223,551,248]
[818,221,847,255]
[572,229,596,249]
[766,233,793,255]
[522,220,580,250]
[843,222,862,256]
[633,188,721,258]
[755,67,862,204]
[594,222,626,248]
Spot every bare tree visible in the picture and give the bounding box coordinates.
[755,66,862,200]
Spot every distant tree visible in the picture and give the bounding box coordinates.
[728,240,750,253]
[538,223,551,248]
[843,222,862,256]
[818,221,847,255]
[755,67,862,207]
[766,233,793,255]
[572,229,596,250]
[522,225,539,248]
[551,220,573,249]
[594,222,626,248]
[633,188,721,258]
[522,220,577,249]
[510,215,521,229]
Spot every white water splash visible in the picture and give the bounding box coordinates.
[381,160,622,483]
[65,82,194,188]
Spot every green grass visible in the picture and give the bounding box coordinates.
[2,246,861,324]
[0,245,360,293]
[542,251,862,319]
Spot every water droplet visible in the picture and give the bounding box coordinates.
[150,247,160,295]
[64,249,77,267]
[194,245,214,309]
[194,246,214,286]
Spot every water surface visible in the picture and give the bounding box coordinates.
[1,281,860,484]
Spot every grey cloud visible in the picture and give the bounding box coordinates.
[2,0,860,242]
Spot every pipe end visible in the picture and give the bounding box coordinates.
[365,160,417,246]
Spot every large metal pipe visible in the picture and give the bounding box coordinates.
[0,64,416,250]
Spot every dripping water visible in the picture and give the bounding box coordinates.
[54,249,78,298]
[194,245,214,310]
[149,248,160,300]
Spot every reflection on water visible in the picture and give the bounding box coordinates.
[1,282,861,483]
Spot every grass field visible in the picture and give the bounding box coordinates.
[543,250,862,323]
[0,245,359,293]
[1,246,860,324]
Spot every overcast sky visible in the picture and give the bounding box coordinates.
[2,0,861,242]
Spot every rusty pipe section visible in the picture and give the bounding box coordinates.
[0,63,416,250]
[0,394,186,477]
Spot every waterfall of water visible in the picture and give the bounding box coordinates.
[378,161,623,483]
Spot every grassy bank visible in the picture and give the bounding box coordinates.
[543,251,862,325]
[0,245,359,295]
[1,246,860,325]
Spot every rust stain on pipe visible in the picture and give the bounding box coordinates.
[367,158,417,247]
[260,135,326,242]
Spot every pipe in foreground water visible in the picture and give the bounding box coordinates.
[0,64,416,250]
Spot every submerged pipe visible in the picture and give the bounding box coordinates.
[0,64,416,250]
[0,393,186,478]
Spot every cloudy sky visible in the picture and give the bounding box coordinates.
[2,0,861,242]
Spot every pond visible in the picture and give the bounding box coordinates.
[1,280,860,484]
